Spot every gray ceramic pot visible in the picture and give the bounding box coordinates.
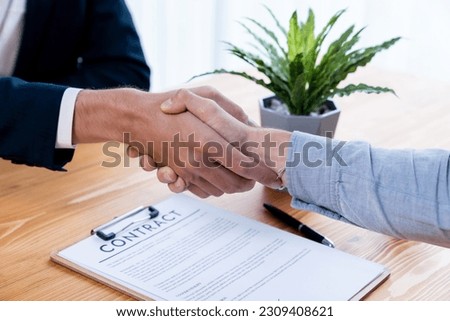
[259,96,340,138]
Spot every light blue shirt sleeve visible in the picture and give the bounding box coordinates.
[286,131,450,248]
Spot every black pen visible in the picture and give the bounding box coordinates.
[263,203,335,248]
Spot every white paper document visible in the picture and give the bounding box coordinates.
[54,194,388,300]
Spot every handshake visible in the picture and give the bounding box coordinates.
[73,86,293,198]
[72,85,450,247]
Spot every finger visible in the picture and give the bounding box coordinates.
[191,162,256,194]
[162,94,280,189]
[139,155,157,172]
[169,142,257,194]
[162,145,252,196]
[193,176,224,197]
[186,184,211,199]
[247,118,260,127]
[160,97,185,114]
[191,86,250,124]
[126,145,140,158]
[161,86,253,125]
[208,147,279,190]
[165,111,278,189]
[157,166,178,184]
[163,89,249,143]
[168,176,188,193]
[170,165,225,197]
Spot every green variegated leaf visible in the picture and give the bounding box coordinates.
[289,53,304,88]
[315,9,346,51]
[237,24,288,80]
[193,7,399,116]
[331,84,396,98]
[190,69,261,83]
[290,73,307,115]
[244,18,287,57]
[247,43,289,79]
[301,9,316,53]
[287,11,301,61]
[263,4,287,37]
[319,25,355,65]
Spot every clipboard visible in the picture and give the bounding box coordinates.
[51,194,389,301]
[52,206,162,300]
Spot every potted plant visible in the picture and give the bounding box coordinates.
[198,7,400,137]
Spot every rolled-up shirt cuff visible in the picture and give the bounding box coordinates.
[286,132,353,224]
[55,88,81,149]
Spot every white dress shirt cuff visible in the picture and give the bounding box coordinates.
[55,88,81,149]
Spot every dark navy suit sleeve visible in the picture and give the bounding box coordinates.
[14,0,150,90]
[0,77,73,171]
[53,0,151,89]
[1,0,151,171]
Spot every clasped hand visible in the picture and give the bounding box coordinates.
[128,87,291,198]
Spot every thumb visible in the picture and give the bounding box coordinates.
[161,89,248,142]
[191,86,251,125]
[161,87,257,126]
[160,97,187,114]
[160,89,281,189]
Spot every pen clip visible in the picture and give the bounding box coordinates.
[91,206,159,241]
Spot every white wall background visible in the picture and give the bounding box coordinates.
[125,0,450,91]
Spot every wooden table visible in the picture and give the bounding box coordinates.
[1,68,449,300]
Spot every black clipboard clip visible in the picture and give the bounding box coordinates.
[91,206,159,241]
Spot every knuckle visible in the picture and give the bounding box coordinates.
[174,177,187,190]
[143,164,155,172]
[240,179,256,192]
[221,184,235,194]
[177,171,194,186]
[197,86,221,106]
[156,170,166,183]
[157,167,174,183]
[168,183,183,193]
[197,85,217,98]
[207,187,223,197]
[141,156,156,171]
[222,177,254,194]
[190,186,209,199]
[238,111,250,124]
[174,88,190,101]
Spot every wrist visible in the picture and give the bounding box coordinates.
[248,128,291,188]
[272,130,291,188]
[72,88,149,144]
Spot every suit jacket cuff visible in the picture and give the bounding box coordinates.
[0,78,75,170]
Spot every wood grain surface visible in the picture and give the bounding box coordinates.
[1,67,449,300]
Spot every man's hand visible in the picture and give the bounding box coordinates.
[73,87,258,198]
[156,88,292,191]
[127,86,260,195]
